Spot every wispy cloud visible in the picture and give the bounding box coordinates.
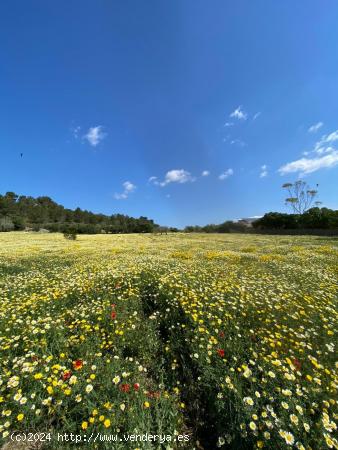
[114,181,136,200]
[278,152,338,176]
[260,164,268,178]
[219,168,234,180]
[150,169,195,187]
[224,122,234,127]
[314,130,338,154]
[279,128,338,176]
[84,126,107,147]
[230,138,246,147]
[71,125,81,139]
[201,170,210,177]
[230,106,247,121]
[308,121,323,133]
[253,112,261,120]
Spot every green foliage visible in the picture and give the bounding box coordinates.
[253,212,299,229]
[184,221,250,233]
[0,192,158,234]
[63,231,77,240]
[253,207,338,230]
[0,216,14,232]
[185,208,338,234]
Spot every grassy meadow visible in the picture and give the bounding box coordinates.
[0,232,337,449]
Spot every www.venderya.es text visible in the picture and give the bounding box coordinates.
[10,432,190,445]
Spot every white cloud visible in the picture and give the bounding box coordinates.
[201,170,210,177]
[279,128,338,176]
[162,169,194,185]
[160,169,195,186]
[278,151,338,176]
[165,169,192,183]
[219,168,234,180]
[149,169,196,187]
[260,164,268,178]
[224,122,234,127]
[114,181,136,200]
[310,129,338,155]
[253,112,261,120]
[314,130,338,155]
[230,106,247,120]
[308,121,323,133]
[124,181,136,192]
[325,130,338,142]
[316,146,336,155]
[84,126,107,147]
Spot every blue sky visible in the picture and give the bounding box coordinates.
[1,1,338,227]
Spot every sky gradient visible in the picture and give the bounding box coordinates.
[1,1,338,227]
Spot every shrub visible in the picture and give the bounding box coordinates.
[63,231,77,240]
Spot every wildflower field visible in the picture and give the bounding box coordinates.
[0,232,337,450]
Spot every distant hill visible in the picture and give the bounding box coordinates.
[0,191,159,234]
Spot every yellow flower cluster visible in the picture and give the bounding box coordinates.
[0,231,336,449]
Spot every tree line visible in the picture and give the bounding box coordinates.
[253,181,337,230]
[252,207,338,230]
[1,188,337,235]
[0,192,160,234]
[184,221,251,233]
[183,208,338,233]
[184,181,337,233]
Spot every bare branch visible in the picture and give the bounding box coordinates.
[283,181,320,214]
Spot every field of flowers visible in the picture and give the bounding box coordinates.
[0,232,337,449]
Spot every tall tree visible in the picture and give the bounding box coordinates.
[282,180,321,214]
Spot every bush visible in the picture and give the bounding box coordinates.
[63,231,77,240]
[253,212,299,229]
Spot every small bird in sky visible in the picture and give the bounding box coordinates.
[20,153,23,158]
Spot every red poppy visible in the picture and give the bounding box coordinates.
[133,383,140,391]
[219,331,225,338]
[62,370,72,381]
[292,358,301,371]
[217,349,225,358]
[73,359,83,370]
[119,383,130,393]
[111,311,117,320]
[146,390,160,399]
